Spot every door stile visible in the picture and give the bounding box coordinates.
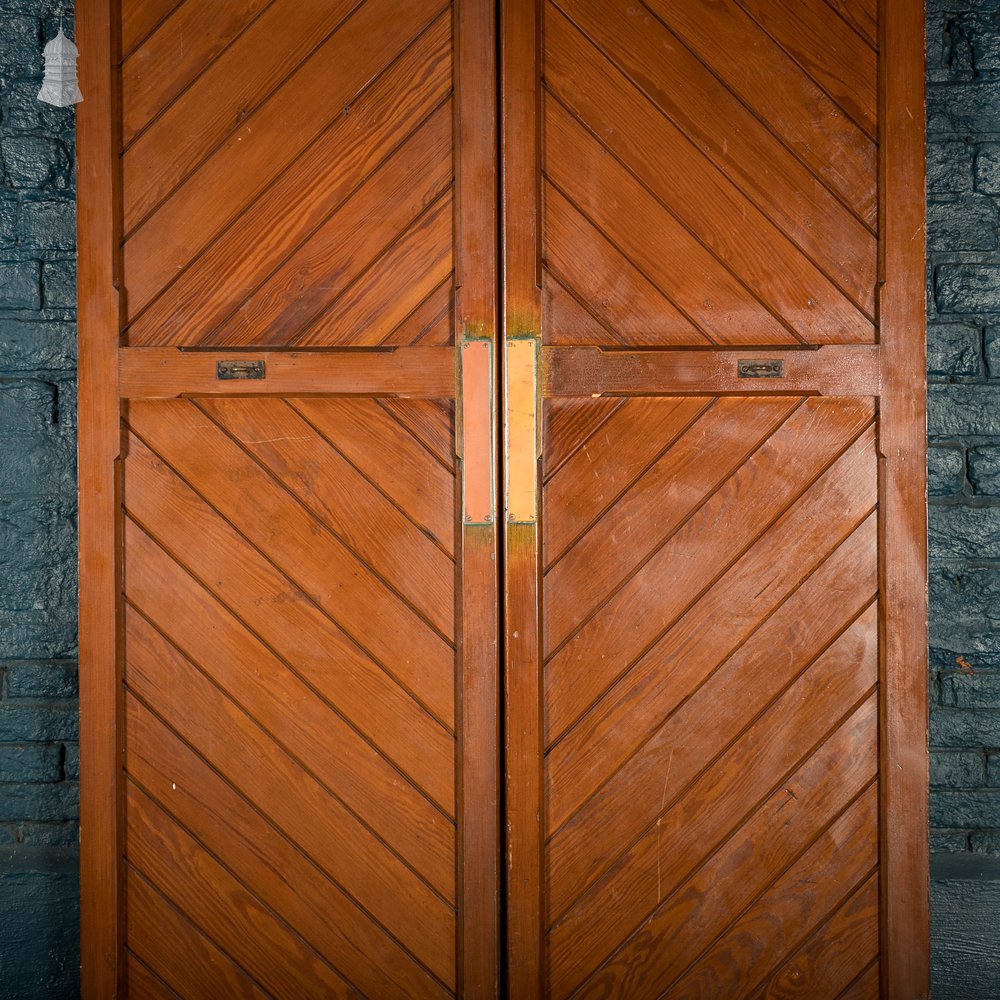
[455,1,502,993]
[878,0,930,996]
[501,0,545,995]
[78,0,123,996]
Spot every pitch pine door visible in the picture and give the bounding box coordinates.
[77,1,928,997]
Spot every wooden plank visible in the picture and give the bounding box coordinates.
[545,98,799,346]
[126,870,268,1000]
[119,347,456,399]
[202,105,452,347]
[380,397,456,469]
[122,0,273,145]
[124,430,457,815]
[879,0,931,995]
[543,345,882,398]
[122,0,375,228]
[824,0,879,49]
[749,874,880,1000]
[381,281,453,348]
[542,274,623,347]
[544,5,876,332]
[124,954,184,1000]
[669,797,878,999]
[126,694,449,1000]
[125,14,451,339]
[502,0,545,994]
[545,400,875,743]
[294,193,454,347]
[77,1,123,996]
[121,0,183,57]
[552,0,878,267]
[127,784,359,999]
[642,0,876,225]
[542,397,623,480]
[197,397,455,639]
[544,396,798,650]
[548,511,878,873]
[543,396,710,565]
[543,184,709,346]
[124,604,457,985]
[293,397,455,549]
[556,701,879,999]
[735,0,877,138]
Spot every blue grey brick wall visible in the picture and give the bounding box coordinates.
[928,2,1000,997]
[0,1,79,997]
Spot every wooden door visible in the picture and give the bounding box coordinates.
[79,1,928,998]
[78,2,500,997]
[500,1,929,999]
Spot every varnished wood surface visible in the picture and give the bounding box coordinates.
[119,347,456,398]
[80,0,926,996]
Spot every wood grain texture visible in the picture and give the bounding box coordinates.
[77,0,122,996]
[879,0,931,995]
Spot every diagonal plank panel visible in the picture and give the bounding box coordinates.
[123,4,451,319]
[127,695,449,1000]
[542,0,878,347]
[541,395,881,997]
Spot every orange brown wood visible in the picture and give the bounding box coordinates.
[503,0,927,998]
[80,1,499,997]
[80,1,926,997]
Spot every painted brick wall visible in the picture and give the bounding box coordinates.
[2,1,1000,997]
[0,1,80,997]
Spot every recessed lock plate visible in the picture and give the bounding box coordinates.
[216,359,266,380]
[738,359,785,379]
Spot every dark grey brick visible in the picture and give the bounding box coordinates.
[943,672,1000,709]
[0,782,78,822]
[933,750,986,786]
[933,140,975,195]
[0,744,60,782]
[930,445,967,496]
[971,829,1000,854]
[929,197,998,252]
[61,743,76,781]
[930,384,1000,436]
[20,200,74,251]
[41,259,73,309]
[929,81,1000,134]
[0,16,40,77]
[970,446,1000,495]
[0,261,40,310]
[937,265,1000,314]
[929,322,983,376]
[932,790,1000,828]
[0,320,76,371]
[4,661,77,700]
[0,497,74,612]
[932,566,1000,653]
[933,829,972,852]
[932,708,1000,748]
[0,705,77,743]
[0,136,69,190]
[5,822,77,848]
[929,504,1000,559]
[975,143,1000,193]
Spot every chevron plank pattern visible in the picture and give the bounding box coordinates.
[122,397,459,998]
[541,395,881,999]
[541,0,878,347]
[120,0,455,348]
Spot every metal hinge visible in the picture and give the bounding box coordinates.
[460,337,494,526]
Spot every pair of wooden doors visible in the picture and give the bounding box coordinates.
[77,0,929,997]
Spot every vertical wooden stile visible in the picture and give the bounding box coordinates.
[77,0,122,996]
[879,0,930,996]
[456,1,501,993]
[501,0,544,995]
